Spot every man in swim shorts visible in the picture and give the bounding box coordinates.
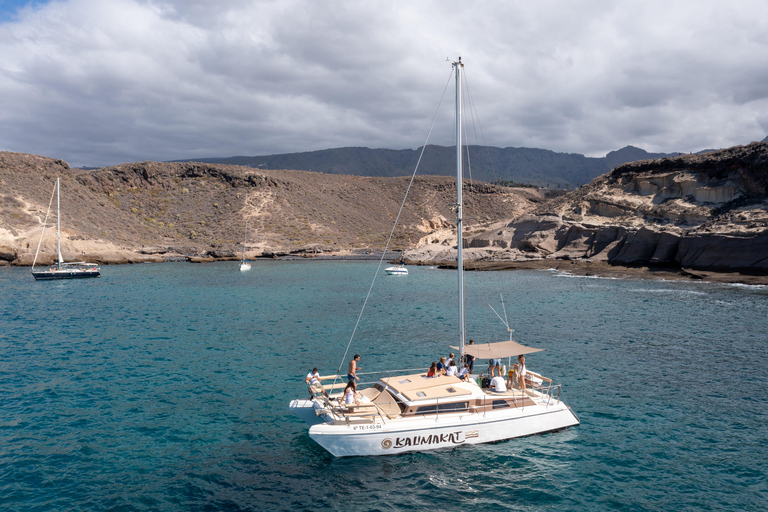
[347,354,361,383]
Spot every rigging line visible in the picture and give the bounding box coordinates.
[332,68,456,385]
[31,182,57,269]
[464,72,500,185]
[461,69,495,346]
[488,303,510,330]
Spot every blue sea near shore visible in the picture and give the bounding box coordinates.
[1,261,767,511]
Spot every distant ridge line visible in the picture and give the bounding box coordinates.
[171,144,680,188]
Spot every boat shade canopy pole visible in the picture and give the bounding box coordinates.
[449,340,545,359]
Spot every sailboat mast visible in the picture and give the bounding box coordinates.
[454,58,465,360]
[56,178,62,270]
[242,221,247,260]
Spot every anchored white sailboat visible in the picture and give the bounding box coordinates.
[31,178,100,280]
[290,59,578,457]
[239,221,251,272]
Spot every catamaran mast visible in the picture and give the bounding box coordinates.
[56,178,63,270]
[454,58,465,361]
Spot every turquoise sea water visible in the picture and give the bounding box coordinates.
[1,261,767,511]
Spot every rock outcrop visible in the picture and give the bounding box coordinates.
[407,142,768,274]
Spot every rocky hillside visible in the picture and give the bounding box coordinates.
[5,143,768,277]
[419,142,768,273]
[0,151,539,265]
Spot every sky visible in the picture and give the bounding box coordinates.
[1,0,768,168]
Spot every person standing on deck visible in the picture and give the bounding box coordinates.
[514,354,527,390]
[465,339,476,373]
[489,357,501,378]
[347,354,361,383]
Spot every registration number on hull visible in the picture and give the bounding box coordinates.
[352,424,383,431]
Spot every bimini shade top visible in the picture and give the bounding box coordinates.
[450,340,545,359]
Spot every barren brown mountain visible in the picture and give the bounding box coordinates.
[0,151,538,265]
[4,143,768,285]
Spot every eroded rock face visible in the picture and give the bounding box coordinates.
[408,142,768,273]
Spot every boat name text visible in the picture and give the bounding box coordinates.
[382,431,465,450]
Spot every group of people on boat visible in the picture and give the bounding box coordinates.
[304,357,367,406]
[485,354,530,392]
[303,348,535,408]
[426,351,473,381]
[423,349,533,393]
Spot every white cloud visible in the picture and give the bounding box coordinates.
[1,0,768,166]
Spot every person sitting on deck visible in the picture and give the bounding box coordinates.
[445,360,458,378]
[344,381,360,405]
[306,367,320,386]
[457,363,471,381]
[305,367,328,398]
[427,361,438,377]
[489,375,507,392]
[436,356,447,375]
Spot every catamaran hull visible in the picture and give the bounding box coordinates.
[32,270,100,280]
[307,402,579,457]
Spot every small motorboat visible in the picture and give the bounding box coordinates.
[384,264,408,275]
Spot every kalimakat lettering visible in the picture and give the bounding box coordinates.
[388,431,465,449]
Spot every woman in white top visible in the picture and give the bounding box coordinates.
[515,354,527,389]
[344,381,359,405]
[445,360,458,377]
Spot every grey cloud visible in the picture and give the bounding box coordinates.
[1,0,768,167]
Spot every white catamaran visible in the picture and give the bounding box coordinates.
[31,178,101,280]
[289,59,579,457]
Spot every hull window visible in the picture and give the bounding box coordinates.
[415,401,469,415]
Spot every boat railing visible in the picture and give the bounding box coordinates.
[355,368,427,386]
[317,367,425,393]
[525,381,563,408]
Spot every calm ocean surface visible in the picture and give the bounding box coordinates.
[1,261,767,511]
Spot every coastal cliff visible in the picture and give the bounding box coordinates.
[406,142,768,276]
[3,143,767,281]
